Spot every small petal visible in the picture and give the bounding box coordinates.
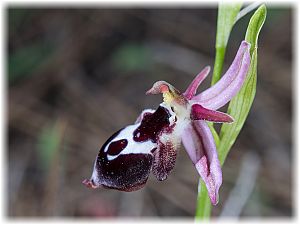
[146,80,186,106]
[190,103,234,123]
[181,121,222,205]
[146,81,171,95]
[194,41,251,110]
[183,66,211,100]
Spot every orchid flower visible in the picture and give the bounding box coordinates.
[83,41,251,205]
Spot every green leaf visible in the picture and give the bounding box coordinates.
[245,5,267,55]
[211,3,242,85]
[218,5,267,165]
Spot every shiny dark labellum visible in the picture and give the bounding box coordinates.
[84,105,176,191]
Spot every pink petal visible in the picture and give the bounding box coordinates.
[181,121,222,205]
[183,66,211,100]
[193,41,251,110]
[191,103,234,123]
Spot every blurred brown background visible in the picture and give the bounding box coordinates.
[7,4,292,218]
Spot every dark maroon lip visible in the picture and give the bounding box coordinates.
[106,139,128,156]
[95,152,153,192]
[133,106,172,143]
[97,128,123,158]
[87,105,176,192]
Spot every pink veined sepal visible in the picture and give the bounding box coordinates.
[181,120,222,205]
[192,41,251,110]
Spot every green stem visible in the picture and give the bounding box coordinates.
[195,4,266,221]
[211,3,242,85]
[211,46,226,86]
[195,2,256,220]
[195,180,212,220]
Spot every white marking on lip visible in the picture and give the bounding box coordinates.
[105,104,182,161]
[159,102,177,124]
[105,123,157,161]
